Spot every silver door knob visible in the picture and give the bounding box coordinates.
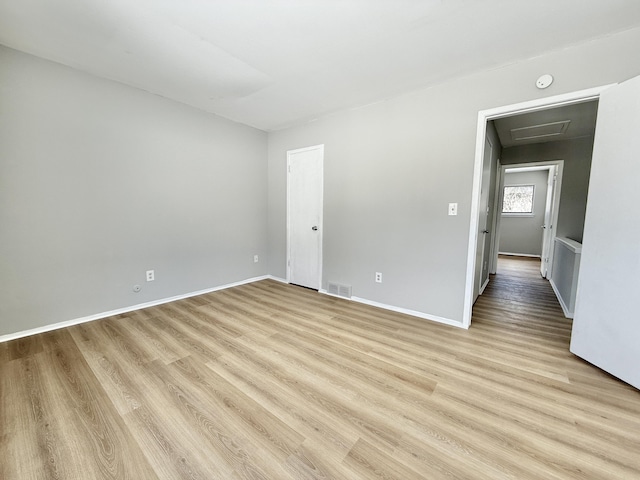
[312,226,318,231]
[482,230,490,234]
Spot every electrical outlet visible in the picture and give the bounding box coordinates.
[146,270,155,282]
[448,203,458,216]
[254,255,259,263]
[375,272,382,283]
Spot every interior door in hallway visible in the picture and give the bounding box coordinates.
[287,145,323,290]
[540,167,557,278]
[473,137,493,302]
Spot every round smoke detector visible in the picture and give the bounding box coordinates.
[536,74,554,89]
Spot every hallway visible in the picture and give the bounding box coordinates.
[472,255,571,347]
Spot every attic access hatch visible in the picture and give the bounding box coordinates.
[510,120,571,142]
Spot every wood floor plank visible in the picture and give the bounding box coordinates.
[204,351,359,462]
[2,330,159,479]
[164,356,296,480]
[122,316,193,365]
[207,337,403,456]
[1,356,66,480]
[42,331,161,479]
[124,404,231,480]
[343,438,426,480]
[2,255,639,479]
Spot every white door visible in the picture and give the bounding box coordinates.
[473,137,493,301]
[570,75,640,389]
[540,167,556,277]
[287,145,323,290]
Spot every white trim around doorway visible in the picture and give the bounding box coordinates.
[462,84,615,329]
[494,160,564,279]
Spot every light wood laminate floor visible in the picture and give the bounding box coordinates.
[2,256,639,479]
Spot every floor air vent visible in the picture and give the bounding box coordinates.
[328,282,352,299]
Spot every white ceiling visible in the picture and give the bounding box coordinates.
[493,100,599,148]
[1,1,640,131]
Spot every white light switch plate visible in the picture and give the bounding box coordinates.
[448,203,458,216]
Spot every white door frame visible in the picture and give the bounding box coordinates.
[462,85,614,329]
[488,158,502,275]
[286,144,324,288]
[493,161,564,278]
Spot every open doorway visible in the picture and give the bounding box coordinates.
[463,86,605,328]
[493,161,564,279]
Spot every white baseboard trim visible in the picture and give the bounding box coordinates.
[549,278,573,319]
[3,276,465,343]
[319,289,465,329]
[266,275,288,284]
[0,275,271,344]
[498,252,541,258]
[479,277,490,295]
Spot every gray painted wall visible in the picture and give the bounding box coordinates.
[267,27,640,324]
[499,170,548,256]
[501,136,594,243]
[0,46,268,337]
[3,25,640,336]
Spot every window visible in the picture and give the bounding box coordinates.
[502,185,535,215]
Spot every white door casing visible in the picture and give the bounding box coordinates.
[464,84,612,328]
[287,145,324,290]
[570,74,640,389]
[493,162,563,274]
